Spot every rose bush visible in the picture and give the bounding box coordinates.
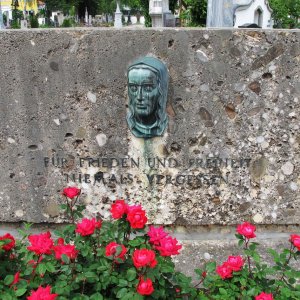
[0,187,299,299]
[195,221,300,300]
[0,187,195,299]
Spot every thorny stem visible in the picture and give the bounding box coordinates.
[123,220,131,243]
[274,242,294,296]
[65,195,75,224]
[30,254,42,281]
[81,278,86,295]
[158,273,192,298]
[244,238,252,277]
[193,273,206,288]
[70,259,77,283]
[64,195,80,224]
[97,227,101,248]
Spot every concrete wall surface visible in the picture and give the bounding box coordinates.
[0,28,299,271]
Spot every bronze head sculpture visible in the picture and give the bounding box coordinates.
[127,57,169,138]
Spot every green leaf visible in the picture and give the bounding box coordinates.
[115,245,123,256]
[90,293,104,300]
[128,237,145,247]
[268,248,280,261]
[246,287,257,296]
[0,293,13,300]
[132,293,144,300]
[15,288,27,297]
[118,279,128,287]
[121,293,135,300]
[206,262,216,273]
[36,263,47,275]
[252,252,261,263]
[4,275,14,285]
[238,239,244,247]
[235,234,244,240]
[46,262,56,273]
[160,265,174,273]
[289,278,296,284]
[85,271,97,279]
[219,288,227,295]
[116,288,128,298]
[126,268,137,281]
[61,254,70,264]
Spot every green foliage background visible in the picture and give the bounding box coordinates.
[269,0,300,28]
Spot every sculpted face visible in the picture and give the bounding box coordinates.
[128,68,160,125]
[126,57,168,138]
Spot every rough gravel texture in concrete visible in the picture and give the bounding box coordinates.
[0,28,299,228]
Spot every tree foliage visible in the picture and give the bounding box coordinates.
[44,0,99,18]
[269,0,300,28]
[177,0,207,26]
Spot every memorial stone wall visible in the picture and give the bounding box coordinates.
[0,28,299,275]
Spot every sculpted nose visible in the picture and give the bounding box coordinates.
[137,86,143,101]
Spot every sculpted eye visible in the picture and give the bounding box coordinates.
[129,84,138,92]
[143,85,154,92]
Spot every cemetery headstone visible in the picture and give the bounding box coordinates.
[149,0,175,27]
[85,7,88,24]
[114,2,122,28]
[20,19,28,29]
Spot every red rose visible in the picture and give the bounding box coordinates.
[27,232,54,255]
[226,255,244,272]
[0,233,15,251]
[27,285,58,300]
[53,244,78,261]
[105,242,127,261]
[110,200,128,219]
[236,222,256,239]
[132,249,157,268]
[155,236,182,256]
[11,271,20,286]
[290,234,300,250]
[137,278,154,296]
[57,238,64,245]
[127,205,147,229]
[62,186,81,199]
[75,218,102,236]
[147,226,168,245]
[216,262,233,279]
[255,292,274,300]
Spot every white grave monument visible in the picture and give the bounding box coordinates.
[114,1,122,28]
[20,19,28,29]
[149,0,175,27]
[85,7,88,24]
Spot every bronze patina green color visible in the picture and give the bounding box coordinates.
[127,57,169,138]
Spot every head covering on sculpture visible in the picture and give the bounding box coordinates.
[127,56,169,138]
